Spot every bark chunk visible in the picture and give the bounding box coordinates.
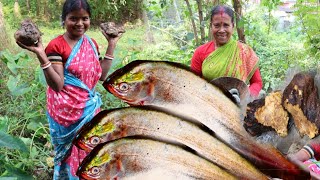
[282,73,320,138]
[244,98,273,136]
[14,19,41,46]
[244,91,289,137]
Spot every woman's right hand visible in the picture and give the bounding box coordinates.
[16,37,45,55]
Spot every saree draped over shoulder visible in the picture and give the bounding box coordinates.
[46,35,102,179]
[202,39,259,84]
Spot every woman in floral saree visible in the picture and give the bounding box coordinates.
[15,0,122,179]
[191,5,263,97]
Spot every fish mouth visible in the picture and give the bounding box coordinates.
[79,172,97,180]
[106,84,142,105]
[106,84,124,99]
[76,139,94,152]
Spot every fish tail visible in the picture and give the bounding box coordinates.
[236,141,308,179]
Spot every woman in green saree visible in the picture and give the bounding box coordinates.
[191,5,263,98]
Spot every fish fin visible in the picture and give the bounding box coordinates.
[111,157,125,179]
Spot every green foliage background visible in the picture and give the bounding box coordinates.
[0,0,143,27]
[0,0,319,179]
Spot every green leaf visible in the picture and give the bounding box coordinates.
[0,116,9,132]
[0,177,17,180]
[0,131,28,152]
[29,147,38,159]
[0,50,15,64]
[0,50,30,66]
[237,18,246,29]
[26,121,41,132]
[3,164,33,180]
[7,62,23,75]
[186,32,194,41]
[34,66,47,87]
[13,51,29,64]
[6,75,31,96]
[19,138,32,148]
[26,121,48,138]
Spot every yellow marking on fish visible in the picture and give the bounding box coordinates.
[115,71,144,84]
[85,121,115,139]
[86,153,111,170]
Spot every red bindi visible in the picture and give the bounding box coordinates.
[219,7,225,17]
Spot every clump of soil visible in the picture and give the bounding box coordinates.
[100,22,125,37]
[14,19,41,46]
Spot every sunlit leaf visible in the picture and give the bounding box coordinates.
[19,137,32,148]
[0,50,15,64]
[30,147,38,159]
[6,75,31,96]
[0,178,17,180]
[13,51,28,64]
[7,62,23,75]
[0,116,9,132]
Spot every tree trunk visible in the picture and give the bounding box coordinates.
[213,0,220,5]
[0,2,3,28]
[36,0,40,16]
[233,0,246,43]
[135,0,143,21]
[43,0,50,20]
[173,0,181,22]
[142,0,155,44]
[196,0,205,43]
[0,2,10,51]
[184,0,199,45]
[14,0,21,19]
[26,0,30,13]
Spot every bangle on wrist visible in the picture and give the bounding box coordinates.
[41,61,52,70]
[104,54,114,60]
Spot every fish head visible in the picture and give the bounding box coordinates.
[74,111,118,152]
[103,61,156,105]
[78,148,112,179]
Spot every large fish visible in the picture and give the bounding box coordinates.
[103,60,307,179]
[74,107,267,179]
[77,139,236,180]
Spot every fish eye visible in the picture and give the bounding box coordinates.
[89,136,100,145]
[90,166,100,175]
[119,82,129,91]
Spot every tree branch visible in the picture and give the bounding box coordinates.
[233,0,246,43]
[185,0,200,45]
